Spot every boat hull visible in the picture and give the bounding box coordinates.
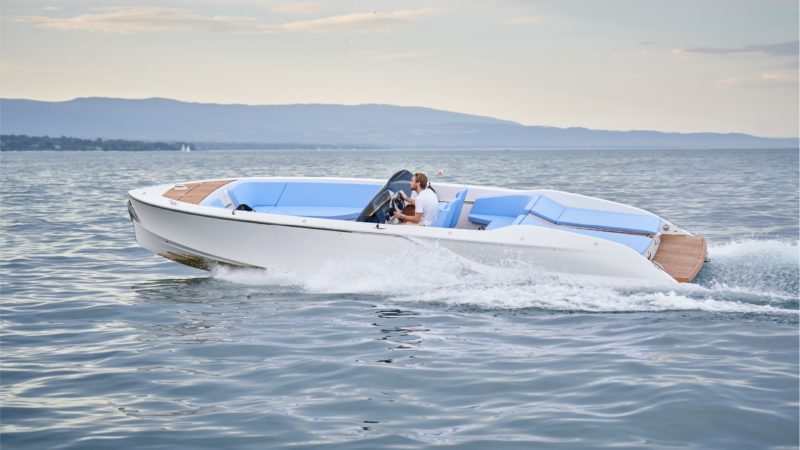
[128,193,678,285]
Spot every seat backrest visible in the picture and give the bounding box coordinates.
[471,194,539,217]
[277,182,381,207]
[529,195,565,222]
[448,188,468,228]
[430,188,468,228]
[228,182,287,208]
[527,195,660,234]
[431,203,453,228]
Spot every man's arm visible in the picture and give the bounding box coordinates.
[393,210,422,223]
[400,191,415,205]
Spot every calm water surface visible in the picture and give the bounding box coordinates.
[1,149,798,449]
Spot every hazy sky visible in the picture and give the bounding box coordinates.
[1,0,798,137]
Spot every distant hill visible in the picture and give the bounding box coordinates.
[0,134,184,152]
[0,97,795,149]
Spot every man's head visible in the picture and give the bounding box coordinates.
[411,172,428,191]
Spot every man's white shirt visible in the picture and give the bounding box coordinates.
[412,189,439,226]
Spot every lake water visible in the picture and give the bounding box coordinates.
[1,148,798,449]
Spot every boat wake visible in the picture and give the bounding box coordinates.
[211,238,799,315]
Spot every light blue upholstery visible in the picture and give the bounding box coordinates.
[227,181,381,220]
[204,198,226,208]
[228,182,287,209]
[518,214,652,254]
[560,228,653,255]
[470,195,540,218]
[529,196,565,222]
[468,214,498,226]
[485,216,518,230]
[431,188,468,228]
[448,188,468,228]
[468,195,539,228]
[269,206,364,220]
[278,183,380,207]
[528,195,660,235]
[517,215,553,228]
[432,203,454,228]
[556,208,661,235]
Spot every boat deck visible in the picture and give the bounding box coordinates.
[163,180,234,204]
[653,235,708,283]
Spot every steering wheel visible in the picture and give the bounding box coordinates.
[389,190,405,215]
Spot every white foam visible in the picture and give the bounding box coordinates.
[709,238,798,264]
[211,265,303,287]
[394,282,793,313]
[210,238,799,314]
[701,238,799,300]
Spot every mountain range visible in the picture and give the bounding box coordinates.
[1,97,795,149]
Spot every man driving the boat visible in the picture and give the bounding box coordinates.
[394,172,439,226]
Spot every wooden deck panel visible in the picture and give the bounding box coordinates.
[163,180,234,204]
[653,235,707,283]
[162,184,194,200]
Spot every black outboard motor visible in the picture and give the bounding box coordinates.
[356,170,413,223]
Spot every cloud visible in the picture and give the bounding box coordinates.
[21,7,435,34]
[583,50,653,60]
[350,51,436,61]
[677,40,799,57]
[270,3,329,14]
[23,7,260,33]
[717,71,798,88]
[270,9,434,33]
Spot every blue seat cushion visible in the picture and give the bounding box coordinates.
[469,194,539,229]
[204,198,226,208]
[517,215,553,228]
[448,188,468,228]
[528,195,660,235]
[228,182,287,208]
[560,228,653,255]
[278,183,380,208]
[556,208,661,235]
[484,216,518,230]
[470,195,540,218]
[529,196,565,222]
[518,214,652,254]
[432,188,469,228]
[469,213,501,226]
[268,206,363,220]
[228,181,381,219]
[431,202,453,228]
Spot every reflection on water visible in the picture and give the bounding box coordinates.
[373,308,428,353]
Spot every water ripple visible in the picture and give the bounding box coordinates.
[1,149,797,449]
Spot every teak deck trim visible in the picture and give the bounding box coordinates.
[163,180,234,204]
[653,234,707,283]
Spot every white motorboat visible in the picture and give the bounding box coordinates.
[127,170,708,284]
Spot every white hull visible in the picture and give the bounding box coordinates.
[128,177,683,285]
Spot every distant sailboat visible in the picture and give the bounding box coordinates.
[180,144,191,152]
